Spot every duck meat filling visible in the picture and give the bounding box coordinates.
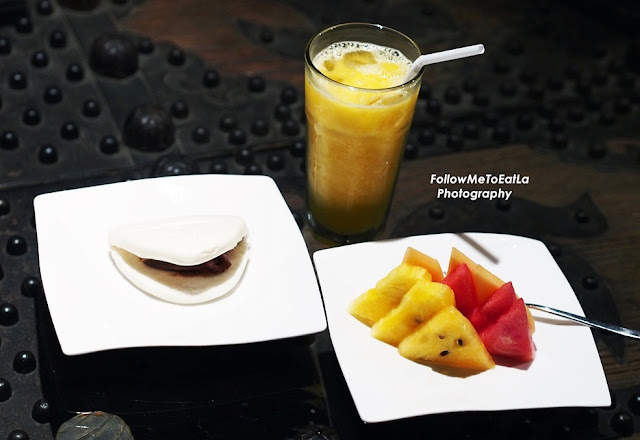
[142,252,231,274]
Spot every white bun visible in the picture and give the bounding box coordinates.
[108,215,250,305]
[110,239,249,305]
[108,215,247,266]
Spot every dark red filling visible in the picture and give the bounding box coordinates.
[142,252,231,275]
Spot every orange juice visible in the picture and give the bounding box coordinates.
[305,24,422,242]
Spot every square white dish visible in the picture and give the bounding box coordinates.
[34,174,327,356]
[313,233,610,423]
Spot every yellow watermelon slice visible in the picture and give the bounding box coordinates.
[371,280,454,347]
[398,306,495,372]
[348,263,432,326]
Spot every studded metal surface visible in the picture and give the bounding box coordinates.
[0,0,639,439]
[0,1,311,438]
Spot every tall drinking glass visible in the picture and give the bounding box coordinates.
[305,23,423,244]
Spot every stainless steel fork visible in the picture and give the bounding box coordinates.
[526,303,640,340]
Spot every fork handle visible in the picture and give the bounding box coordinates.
[526,303,640,340]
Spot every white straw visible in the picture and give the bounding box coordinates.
[404,44,485,82]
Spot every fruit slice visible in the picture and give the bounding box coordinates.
[402,247,444,282]
[440,263,478,318]
[348,263,432,326]
[526,306,536,334]
[398,306,495,372]
[448,247,503,305]
[448,248,535,334]
[480,298,536,362]
[371,281,455,346]
[469,281,517,331]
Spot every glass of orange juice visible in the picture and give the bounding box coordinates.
[305,23,423,244]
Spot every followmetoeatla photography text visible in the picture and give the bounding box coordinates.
[430,173,530,201]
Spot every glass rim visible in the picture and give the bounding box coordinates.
[304,22,423,93]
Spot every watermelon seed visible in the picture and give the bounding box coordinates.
[440,350,450,356]
[438,335,445,339]
[457,339,464,346]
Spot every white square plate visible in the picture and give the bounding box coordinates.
[313,233,610,423]
[34,175,327,356]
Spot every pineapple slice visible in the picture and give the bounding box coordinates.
[398,306,495,372]
[348,263,431,327]
[371,281,455,347]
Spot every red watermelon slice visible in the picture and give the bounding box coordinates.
[479,298,536,362]
[469,281,516,331]
[440,263,478,318]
